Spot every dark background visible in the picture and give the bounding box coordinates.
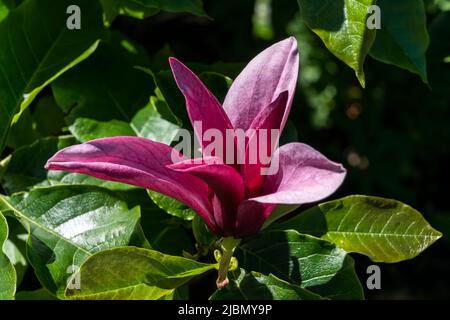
[108,0,450,299]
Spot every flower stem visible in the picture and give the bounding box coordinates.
[216,237,240,290]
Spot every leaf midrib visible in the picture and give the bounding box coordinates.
[0,195,91,255]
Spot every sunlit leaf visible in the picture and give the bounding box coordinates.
[297,0,376,86]
[273,195,442,263]
[0,185,147,297]
[0,212,16,300]
[65,247,216,300]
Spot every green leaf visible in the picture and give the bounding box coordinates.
[15,288,56,300]
[53,37,154,125]
[6,95,65,150]
[236,230,364,299]
[273,195,442,263]
[210,269,323,300]
[434,0,450,11]
[3,240,26,281]
[0,0,106,154]
[5,109,40,149]
[141,207,194,256]
[0,185,146,297]
[69,118,135,142]
[428,12,450,64]
[369,0,429,84]
[198,72,233,103]
[139,68,191,128]
[65,247,216,300]
[131,104,180,143]
[69,104,180,145]
[1,134,134,193]
[100,0,207,25]
[261,204,300,230]
[1,136,76,194]
[297,0,376,87]
[125,189,195,256]
[0,212,16,300]
[0,0,17,22]
[192,215,218,253]
[148,190,197,221]
[140,67,234,129]
[32,95,67,137]
[3,217,28,286]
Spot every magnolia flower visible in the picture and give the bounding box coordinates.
[45,37,346,288]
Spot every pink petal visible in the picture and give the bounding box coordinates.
[250,143,346,205]
[168,157,245,236]
[223,37,299,132]
[169,58,233,160]
[235,201,276,238]
[242,91,288,197]
[45,137,218,232]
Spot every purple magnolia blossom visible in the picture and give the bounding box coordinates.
[45,37,346,240]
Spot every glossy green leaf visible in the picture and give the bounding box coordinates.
[297,0,376,87]
[0,185,147,297]
[0,0,106,153]
[148,190,197,221]
[210,269,323,300]
[3,240,26,281]
[100,0,207,25]
[65,247,217,300]
[69,118,135,142]
[274,195,442,263]
[236,230,364,299]
[0,212,16,300]
[140,68,191,128]
[131,104,180,143]
[369,0,429,84]
[69,104,180,145]
[53,38,154,125]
